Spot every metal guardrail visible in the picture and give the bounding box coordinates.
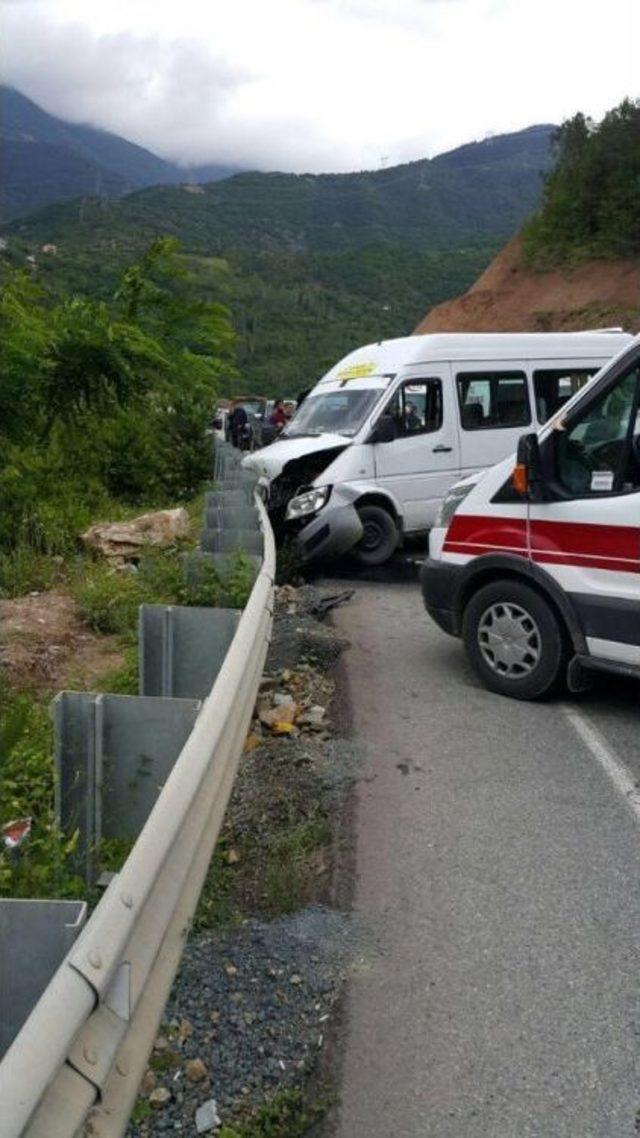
[0,448,275,1137]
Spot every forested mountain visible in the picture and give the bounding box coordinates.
[417,101,640,336]
[1,87,238,220]
[5,122,554,251]
[1,118,555,395]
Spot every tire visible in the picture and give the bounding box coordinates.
[353,504,399,566]
[461,579,566,700]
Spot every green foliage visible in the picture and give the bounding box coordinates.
[0,688,83,899]
[73,547,255,637]
[1,128,553,399]
[219,1089,326,1138]
[264,815,332,916]
[523,99,640,264]
[100,644,139,696]
[0,239,235,579]
[195,778,332,929]
[0,537,256,899]
[0,541,65,597]
[3,238,496,401]
[4,124,553,257]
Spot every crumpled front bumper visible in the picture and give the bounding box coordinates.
[284,491,364,563]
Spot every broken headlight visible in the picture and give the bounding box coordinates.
[285,485,331,521]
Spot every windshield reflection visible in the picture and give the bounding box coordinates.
[284,387,383,438]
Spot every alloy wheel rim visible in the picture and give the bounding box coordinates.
[477,601,541,678]
[361,520,382,550]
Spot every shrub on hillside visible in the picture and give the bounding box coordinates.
[523,99,640,265]
[0,239,236,566]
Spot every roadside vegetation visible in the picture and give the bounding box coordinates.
[0,237,255,900]
[0,546,256,902]
[523,98,640,266]
[2,234,497,400]
[0,235,234,591]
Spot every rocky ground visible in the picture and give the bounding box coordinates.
[127,585,360,1137]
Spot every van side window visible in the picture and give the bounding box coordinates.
[457,371,530,430]
[533,368,597,423]
[384,379,443,437]
[556,365,640,495]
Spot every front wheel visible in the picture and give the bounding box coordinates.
[353,504,399,566]
[462,579,566,700]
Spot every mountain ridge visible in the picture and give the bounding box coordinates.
[3,121,555,254]
[0,86,239,221]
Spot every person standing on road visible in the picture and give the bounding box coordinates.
[269,400,288,430]
[229,403,248,448]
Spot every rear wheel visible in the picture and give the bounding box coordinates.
[462,579,566,700]
[353,504,399,566]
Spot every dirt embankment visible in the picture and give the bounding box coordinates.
[415,235,640,334]
[0,592,123,692]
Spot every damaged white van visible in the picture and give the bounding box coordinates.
[242,331,632,565]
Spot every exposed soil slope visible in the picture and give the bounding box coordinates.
[414,236,640,334]
[0,591,123,692]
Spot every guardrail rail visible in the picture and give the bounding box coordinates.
[0,442,275,1137]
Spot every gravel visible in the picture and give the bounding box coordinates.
[128,908,354,1135]
[126,586,357,1136]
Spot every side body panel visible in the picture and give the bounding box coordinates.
[527,496,640,665]
[369,364,459,532]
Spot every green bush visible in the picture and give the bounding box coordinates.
[73,546,256,636]
[523,99,640,265]
[0,689,83,899]
[0,239,235,582]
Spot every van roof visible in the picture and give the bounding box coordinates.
[319,331,635,383]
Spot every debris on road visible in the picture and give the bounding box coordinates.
[310,589,355,620]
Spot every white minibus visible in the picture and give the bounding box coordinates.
[243,331,632,565]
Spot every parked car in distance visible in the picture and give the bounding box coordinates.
[421,333,640,700]
[242,331,632,565]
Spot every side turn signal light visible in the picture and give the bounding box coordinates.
[511,463,529,496]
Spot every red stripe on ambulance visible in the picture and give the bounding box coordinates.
[443,514,527,553]
[444,515,640,574]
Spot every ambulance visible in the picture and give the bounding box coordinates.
[421,334,640,699]
[243,331,631,566]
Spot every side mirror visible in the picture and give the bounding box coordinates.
[512,432,545,500]
[369,414,396,444]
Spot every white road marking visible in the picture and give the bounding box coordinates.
[563,706,640,822]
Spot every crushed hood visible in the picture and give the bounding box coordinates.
[242,433,351,483]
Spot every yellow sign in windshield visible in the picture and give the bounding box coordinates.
[337,361,377,381]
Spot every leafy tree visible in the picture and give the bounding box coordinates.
[523,99,640,263]
[0,239,236,558]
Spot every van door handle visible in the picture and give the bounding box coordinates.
[432,444,453,453]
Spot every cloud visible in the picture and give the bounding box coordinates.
[3,15,250,163]
[3,0,639,172]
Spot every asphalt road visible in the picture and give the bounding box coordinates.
[329,579,640,1138]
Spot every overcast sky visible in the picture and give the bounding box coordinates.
[3,0,639,173]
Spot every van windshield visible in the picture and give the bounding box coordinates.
[284,387,383,438]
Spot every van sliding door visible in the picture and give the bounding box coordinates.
[456,365,532,476]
